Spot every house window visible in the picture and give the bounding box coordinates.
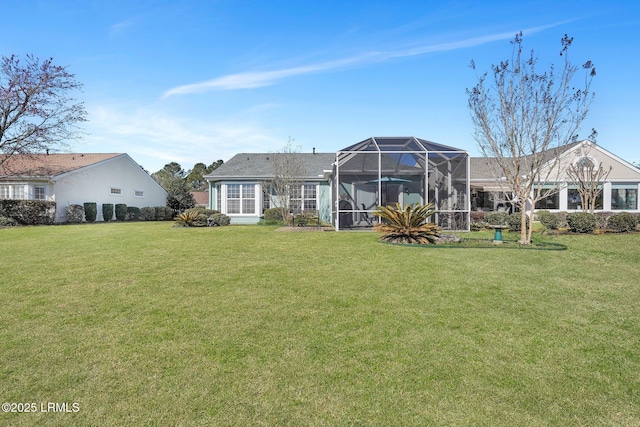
[0,184,27,200]
[226,184,256,214]
[34,186,46,200]
[0,185,10,199]
[611,184,638,210]
[262,185,272,213]
[215,184,221,211]
[134,190,144,198]
[568,186,603,210]
[290,184,317,213]
[535,193,559,210]
[110,187,122,196]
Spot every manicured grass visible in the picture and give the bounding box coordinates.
[1,223,639,425]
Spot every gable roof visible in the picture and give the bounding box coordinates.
[205,152,335,180]
[469,141,583,180]
[0,153,123,178]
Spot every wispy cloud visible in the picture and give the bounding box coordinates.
[162,21,568,98]
[80,104,279,170]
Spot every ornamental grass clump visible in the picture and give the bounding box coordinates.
[374,202,440,245]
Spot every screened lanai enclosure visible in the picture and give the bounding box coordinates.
[333,137,470,231]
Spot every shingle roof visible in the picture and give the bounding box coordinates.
[205,152,335,180]
[0,153,123,178]
[469,141,583,180]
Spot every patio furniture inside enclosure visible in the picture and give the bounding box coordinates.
[333,137,470,231]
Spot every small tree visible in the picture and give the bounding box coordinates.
[261,139,306,223]
[151,162,195,212]
[0,55,87,168]
[565,144,611,213]
[468,33,596,244]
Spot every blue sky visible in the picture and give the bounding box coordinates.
[2,0,638,172]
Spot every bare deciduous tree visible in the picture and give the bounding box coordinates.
[0,54,87,168]
[262,139,306,222]
[566,144,611,213]
[468,33,596,244]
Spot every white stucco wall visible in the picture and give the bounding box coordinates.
[52,154,167,222]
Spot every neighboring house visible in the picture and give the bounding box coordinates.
[470,140,640,213]
[0,153,167,222]
[190,191,209,208]
[205,137,471,230]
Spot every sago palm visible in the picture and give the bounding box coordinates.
[373,202,440,244]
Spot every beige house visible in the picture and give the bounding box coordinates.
[469,141,640,213]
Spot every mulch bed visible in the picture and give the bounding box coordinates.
[275,226,335,232]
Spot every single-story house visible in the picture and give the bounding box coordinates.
[206,137,640,231]
[0,153,167,222]
[470,140,640,213]
[206,137,471,230]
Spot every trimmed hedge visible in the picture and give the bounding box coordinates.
[140,207,156,221]
[209,212,231,226]
[0,200,56,225]
[0,216,18,227]
[102,203,114,222]
[567,212,597,233]
[115,203,128,221]
[607,212,638,233]
[263,208,285,222]
[66,204,85,224]
[84,202,97,222]
[537,210,560,230]
[126,206,141,221]
[485,211,510,226]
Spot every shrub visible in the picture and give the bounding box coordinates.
[102,203,114,222]
[594,211,613,230]
[84,202,97,222]
[126,206,141,221]
[485,211,510,226]
[66,204,85,224]
[209,212,231,226]
[185,207,219,217]
[0,200,56,225]
[506,213,530,232]
[115,204,128,221]
[567,212,597,233]
[161,206,175,220]
[0,216,18,227]
[263,208,285,222]
[537,210,560,230]
[174,211,201,227]
[374,203,440,245]
[140,207,156,221]
[607,212,638,233]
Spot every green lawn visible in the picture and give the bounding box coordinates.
[1,222,639,426]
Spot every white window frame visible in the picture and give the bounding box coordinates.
[134,190,144,198]
[33,186,47,200]
[223,183,257,215]
[110,187,123,196]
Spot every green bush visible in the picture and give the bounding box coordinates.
[102,203,114,222]
[537,210,560,230]
[140,207,156,221]
[0,200,56,225]
[594,212,613,230]
[506,213,529,232]
[607,212,638,233]
[66,204,85,224]
[0,216,18,227]
[115,204,128,221]
[566,212,597,233]
[185,207,219,217]
[485,211,510,226]
[263,208,285,222]
[84,202,97,222]
[126,206,141,221]
[209,212,231,226]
